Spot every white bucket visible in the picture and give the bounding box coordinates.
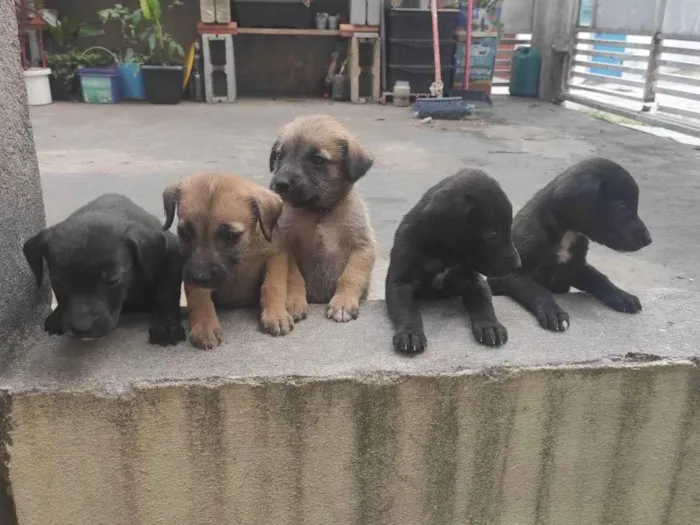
[23,68,53,106]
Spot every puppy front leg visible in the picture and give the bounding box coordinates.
[459,273,508,346]
[572,264,642,313]
[186,283,222,349]
[498,274,570,332]
[386,280,426,353]
[260,250,294,336]
[286,254,309,321]
[328,244,376,322]
[149,243,186,346]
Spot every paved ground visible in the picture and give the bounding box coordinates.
[30,97,700,299]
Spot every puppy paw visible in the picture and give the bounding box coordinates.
[149,316,186,346]
[536,306,570,332]
[286,294,310,322]
[189,321,223,350]
[261,306,294,336]
[44,309,65,336]
[393,330,427,354]
[327,294,360,323]
[472,320,508,346]
[603,290,642,314]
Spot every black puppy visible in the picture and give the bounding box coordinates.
[488,157,652,332]
[386,169,521,353]
[23,194,186,345]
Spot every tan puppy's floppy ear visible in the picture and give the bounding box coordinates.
[162,181,182,231]
[342,138,374,182]
[250,191,283,243]
[269,140,281,172]
[23,228,51,287]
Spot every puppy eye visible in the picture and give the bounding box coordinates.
[311,154,327,167]
[483,231,500,243]
[218,224,242,244]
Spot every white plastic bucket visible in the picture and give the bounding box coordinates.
[24,68,53,106]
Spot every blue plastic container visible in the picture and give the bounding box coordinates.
[118,62,146,100]
[78,65,122,104]
[509,46,542,98]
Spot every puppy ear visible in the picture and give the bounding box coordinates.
[269,140,281,173]
[162,181,182,231]
[126,225,167,282]
[554,172,601,208]
[23,229,51,287]
[251,191,283,243]
[342,138,374,183]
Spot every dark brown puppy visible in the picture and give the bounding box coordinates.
[23,194,185,345]
[488,157,652,331]
[163,172,293,349]
[269,114,378,323]
[386,169,521,353]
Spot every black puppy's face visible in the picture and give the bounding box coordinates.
[555,163,652,252]
[23,224,138,339]
[23,221,165,340]
[268,115,373,211]
[424,174,521,277]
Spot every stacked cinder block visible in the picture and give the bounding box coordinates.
[198,0,237,103]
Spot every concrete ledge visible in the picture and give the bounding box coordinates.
[2,288,700,525]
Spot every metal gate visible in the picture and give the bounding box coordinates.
[563,0,700,137]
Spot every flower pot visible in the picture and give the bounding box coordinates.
[118,62,146,100]
[142,65,184,105]
[24,68,52,106]
[78,65,122,104]
[49,74,75,101]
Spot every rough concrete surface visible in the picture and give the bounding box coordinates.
[1,288,698,392]
[7,363,700,525]
[0,0,49,370]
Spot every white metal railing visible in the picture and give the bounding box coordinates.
[562,0,700,136]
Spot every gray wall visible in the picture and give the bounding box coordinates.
[0,0,50,371]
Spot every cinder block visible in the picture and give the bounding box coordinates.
[201,33,237,103]
[350,0,367,25]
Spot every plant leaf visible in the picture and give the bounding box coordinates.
[140,0,161,21]
[148,33,157,52]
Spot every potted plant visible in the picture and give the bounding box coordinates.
[42,13,105,101]
[46,49,104,101]
[139,0,185,104]
[97,4,149,100]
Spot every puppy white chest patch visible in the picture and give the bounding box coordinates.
[557,230,578,264]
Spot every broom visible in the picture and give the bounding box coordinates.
[414,0,472,120]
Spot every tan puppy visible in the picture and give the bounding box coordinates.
[163,172,293,349]
[269,115,377,323]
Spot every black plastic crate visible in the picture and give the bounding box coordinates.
[387,64,454,94]
[386,8,459,40]
[235,1,311,29]
[388,39,455,68]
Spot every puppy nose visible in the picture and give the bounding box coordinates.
[187,270,213,287]
[273,179,291,194]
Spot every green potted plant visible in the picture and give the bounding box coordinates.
[139,0,186,104]
[98,4,149,100]
[42,13,105,101]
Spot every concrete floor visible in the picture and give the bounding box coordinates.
[29,97,700,298]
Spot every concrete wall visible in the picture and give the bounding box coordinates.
[6,363,700,525]
[1,1,48,523]
[0,0,50,371]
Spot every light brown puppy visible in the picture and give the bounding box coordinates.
[163,172,293,349]
[269,115,377,323]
